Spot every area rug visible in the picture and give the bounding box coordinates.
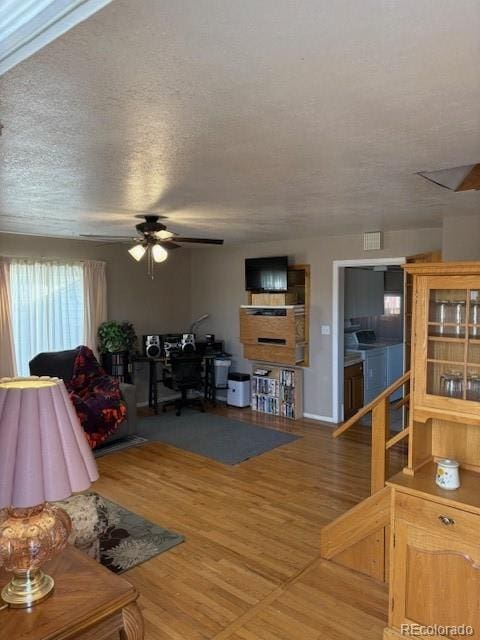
[137,409,300,465]
[62,492,184,574]
[93,434,148,458]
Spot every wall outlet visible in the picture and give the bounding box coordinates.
[321,325,331,335]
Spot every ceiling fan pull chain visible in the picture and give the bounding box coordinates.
[148,246,154,279]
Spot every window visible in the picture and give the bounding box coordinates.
[10,260,84,375]
[384,294,402,316]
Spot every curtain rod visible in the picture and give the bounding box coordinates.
[0,256,106,265]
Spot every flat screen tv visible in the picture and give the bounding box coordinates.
[245,256,288,292]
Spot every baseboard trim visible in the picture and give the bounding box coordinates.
[137,402,336,424]
[303,412,337,424]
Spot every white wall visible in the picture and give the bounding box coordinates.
[442,215,480,261]
[190,228,443,421]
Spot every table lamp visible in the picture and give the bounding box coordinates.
[0,377,99,608]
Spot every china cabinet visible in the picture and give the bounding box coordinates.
[383,262,480,639]
[406,262,480,474]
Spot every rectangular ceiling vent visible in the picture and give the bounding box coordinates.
[363,231,382,251]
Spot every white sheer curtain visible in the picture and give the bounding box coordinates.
[0,258,17,377]
[83,260,107,356]
[10,259,84,376]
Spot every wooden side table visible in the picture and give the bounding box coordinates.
[0,545,144,640]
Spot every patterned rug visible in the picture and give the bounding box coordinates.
[59,492,184,573]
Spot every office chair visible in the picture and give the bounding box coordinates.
[162,352,205,416]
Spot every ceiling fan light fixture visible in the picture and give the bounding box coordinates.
[152,243,168,263]
[128,244,146,261]
[155,230,174,240]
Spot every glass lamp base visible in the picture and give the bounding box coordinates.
[0,503,71,608]
[1,569,54,608]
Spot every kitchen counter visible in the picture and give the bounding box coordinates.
[344,353,363,367]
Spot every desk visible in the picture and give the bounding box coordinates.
[134,354,219,414]
[0,545,144,640]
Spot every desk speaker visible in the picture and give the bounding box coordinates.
[144,335,162,358]
[181,333,195,351]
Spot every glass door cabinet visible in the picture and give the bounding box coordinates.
[413,269,480,416]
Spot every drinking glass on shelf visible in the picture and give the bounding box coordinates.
[466,374,480,402]
[440,371,463,399]
[434,301,450,335]
[471,302,480,337]
[452,301,466,336]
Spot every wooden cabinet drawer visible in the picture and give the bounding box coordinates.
[395,491,479,547]
[344,363,363,378]
[244,344,302,366]
[240,311,295,347]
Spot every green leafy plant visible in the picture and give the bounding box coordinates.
[97,321,138,354]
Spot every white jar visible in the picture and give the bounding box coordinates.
[436,459,460,490]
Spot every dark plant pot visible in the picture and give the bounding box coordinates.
[101,351,131,383]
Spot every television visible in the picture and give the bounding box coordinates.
[245,256,288,292]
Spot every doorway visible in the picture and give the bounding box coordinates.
[332,258,406,424]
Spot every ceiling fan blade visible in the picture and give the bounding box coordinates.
[79,234,138,243]
[158,240,181,250]
[174,237,224,245]
[153,230,174,240]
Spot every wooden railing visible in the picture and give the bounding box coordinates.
[333,371,411,494]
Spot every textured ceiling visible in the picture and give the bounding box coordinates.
[1,0,480,243]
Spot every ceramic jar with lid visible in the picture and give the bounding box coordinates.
[436,459,460,490]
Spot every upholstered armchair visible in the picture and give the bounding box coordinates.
[29,347,137,446]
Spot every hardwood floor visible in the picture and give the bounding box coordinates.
[94,407,406,639]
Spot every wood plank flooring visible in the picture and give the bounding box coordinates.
[94,407,406,639]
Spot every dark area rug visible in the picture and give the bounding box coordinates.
[61,493,184,574]
[138,409,300,464]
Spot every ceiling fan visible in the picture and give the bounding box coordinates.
[81,215,224,277]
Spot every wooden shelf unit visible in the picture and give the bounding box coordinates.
[240,305,306,366]
[242,264,310,366]
[251,362,303,420]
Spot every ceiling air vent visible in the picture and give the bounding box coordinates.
[363,231,382,251]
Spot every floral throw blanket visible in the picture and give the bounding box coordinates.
[67,346,127,449]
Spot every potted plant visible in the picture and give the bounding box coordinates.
[97,321,138,382]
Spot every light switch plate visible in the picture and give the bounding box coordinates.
[321,325,331,335]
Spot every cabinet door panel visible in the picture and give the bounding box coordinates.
[365,351,386,389]
[352,372,364,409]
[413,275,480,416]
[405,543,480,630]
[391,519,480,635]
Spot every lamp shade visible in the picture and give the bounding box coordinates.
[128,244,146,261]
[151,243,168,263]
[0,377,99,509]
